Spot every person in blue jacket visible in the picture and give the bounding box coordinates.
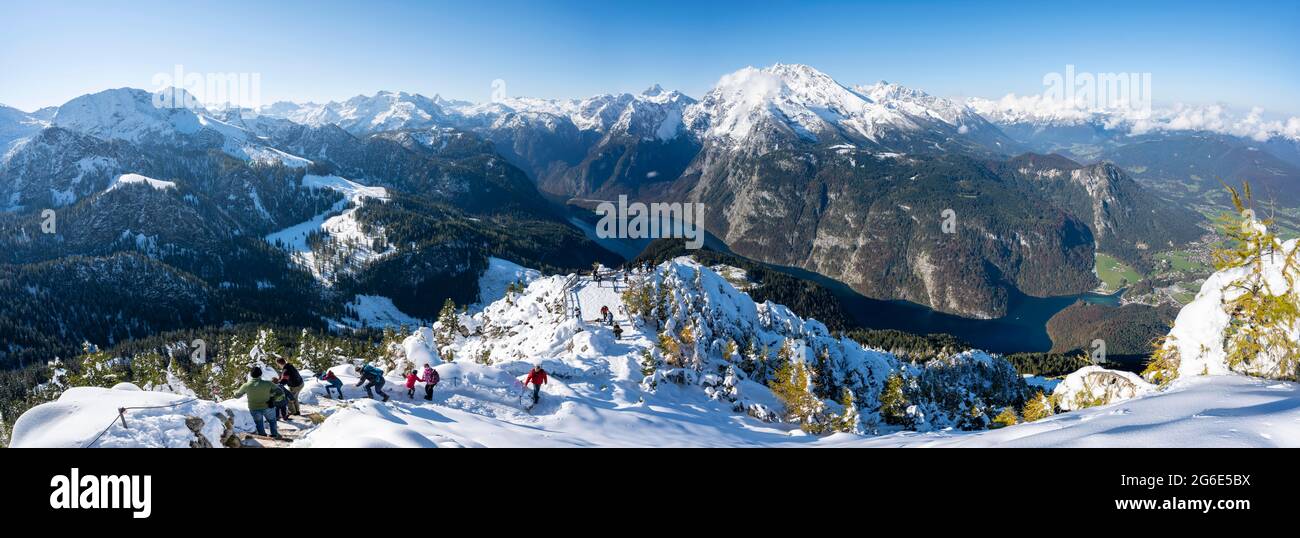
[355,363,390,402]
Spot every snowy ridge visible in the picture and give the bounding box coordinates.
[265,174,392,285]
[683,64,915,148]
[253,64,1005,155]
[104,173,176,193]
[50,88,316,171]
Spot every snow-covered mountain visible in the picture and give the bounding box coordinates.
[0,103,48,158]
[14,243,1300,448]
[251,65,1017,197]
[0,88,314,212]
[681,64,1012,155]
[10,258,1028,447]
[266,91,447,134]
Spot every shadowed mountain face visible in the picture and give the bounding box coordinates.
[990,153,1205,270]
[1102,134,1300,206]
[672,145,1097,319]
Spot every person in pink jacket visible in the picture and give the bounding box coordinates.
[420,364,440,401]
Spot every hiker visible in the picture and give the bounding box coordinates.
[600,305,612,325]
[276,358,304,415]
[320,370,345,399]
[523,364,548,405]
[405,370,419,399]
[272,379,292,421]
[612,323,623,340]
[232,366,283,438]
[421,363,440,401]
[356,363,390,402]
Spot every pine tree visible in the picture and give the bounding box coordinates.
[721,339,738,364]
[813,346,838,399]
[879,372,909,425]
[678,323,699,370]
[1021,391,1053,422]
[657,331,682,367]
[768,358,826,434]
[622,275,655,325]
[640,349,657,377]
[298,328,332,375]
[992,406,1018,428]
[435,298,460,361]
[68,351,128,388]
[833,387,861,434]
[131,351,169,389]
[1212,183,1300,379]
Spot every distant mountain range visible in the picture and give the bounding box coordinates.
[1,63,1296,363]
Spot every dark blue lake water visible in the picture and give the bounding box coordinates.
[569,208,1118,354]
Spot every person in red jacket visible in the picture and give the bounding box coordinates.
[524,364,548,405]
[404,370,419,399]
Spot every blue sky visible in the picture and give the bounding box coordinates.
[1,0,1296,115]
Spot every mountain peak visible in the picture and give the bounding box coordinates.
[51,87,208,142]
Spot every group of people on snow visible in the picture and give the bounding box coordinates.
[231,357,304,439]
[599,305,624,340]
[405,363,441,400]
[234,357,554,438]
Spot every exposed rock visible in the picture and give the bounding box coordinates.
[1052,365,1155,411]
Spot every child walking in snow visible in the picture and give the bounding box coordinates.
[405,370,419,399]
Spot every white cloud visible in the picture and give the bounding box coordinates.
[969,94,1300,142]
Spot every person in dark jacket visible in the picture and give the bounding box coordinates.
[271,379,292,421]
[276,358,304,415]
[523,365,548,405]
[612,323,623,340]
[356,363,390,402]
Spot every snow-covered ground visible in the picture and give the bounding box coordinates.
[334,295,426,330]
[470,257,541,313]
[10,385,228,448]
[14,247,1300,448]
[104,172,176,193]
[844,375,1300,448]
